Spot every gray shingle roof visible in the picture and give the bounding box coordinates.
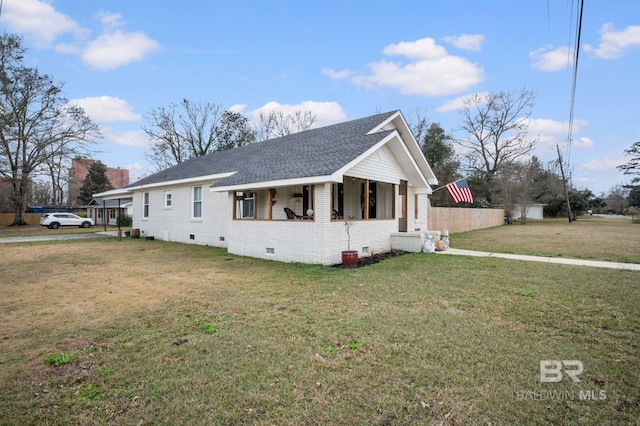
[89,197,132,207]
[131,111,399,189]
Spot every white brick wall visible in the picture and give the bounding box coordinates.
[228,183,399,265]
[131,182,426,265]
[131,185,229,247]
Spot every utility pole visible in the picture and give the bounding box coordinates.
[557,144,573,223]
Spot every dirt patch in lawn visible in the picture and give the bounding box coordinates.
[0,239,241,379]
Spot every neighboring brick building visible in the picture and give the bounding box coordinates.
[68,158,129,205]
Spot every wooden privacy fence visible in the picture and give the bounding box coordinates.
[428,207,504,234]
[0,213,43,226]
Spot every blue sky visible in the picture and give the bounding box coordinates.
[2,0,639,194]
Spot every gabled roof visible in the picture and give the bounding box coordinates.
[96,110,436,199]
[130,111,399,189]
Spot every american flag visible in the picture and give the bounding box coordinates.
[445,179,474,204]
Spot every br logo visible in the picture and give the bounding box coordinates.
[540,360,583,383]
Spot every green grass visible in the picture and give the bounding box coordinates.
[0,220,639,424]
[452,216,640,264]
[43,353,77,366]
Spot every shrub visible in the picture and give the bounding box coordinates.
[117,214,132,227]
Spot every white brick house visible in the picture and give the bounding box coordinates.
[96,111,439,265]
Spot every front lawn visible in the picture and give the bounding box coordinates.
[0,236,638,424]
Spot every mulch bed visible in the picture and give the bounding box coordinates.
[333,250,408,268]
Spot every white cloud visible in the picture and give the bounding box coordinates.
[526,118,588,135]
[436,92,489,112]
[229,104,247,113]
[97,12,124,31]
[571,136,594,150]
[54,42,82,55]
[572,156,628,193]
[248,101,347,128]
[576,156,626,172]
[530,45,572,71]
[2,0,89,47]
[69,96,142,122]
[321,68,356,80]
[524,118,592,161]
[344,37,484,97]
[124,162,148,182]
[442,34,485,52]
[82,30,160,70]
[102,127,149,148]
[584,23,640,59]
[81,12,160,69]
[2,0,159,70]
[383,37,449,59]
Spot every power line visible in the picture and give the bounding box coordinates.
[555,0,584,223]
[566,0,585,171]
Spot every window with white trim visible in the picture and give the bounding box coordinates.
[143,192,149,218]
[236,192,255,219]
[192,186,202,218]
[165,191,172,208]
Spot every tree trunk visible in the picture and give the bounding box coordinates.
[11,178,29,226]
[11,195,28,226]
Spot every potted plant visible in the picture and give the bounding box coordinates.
[341,221,358,269]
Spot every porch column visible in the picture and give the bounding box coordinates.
[268,188,276,220]
[364,179,370,219]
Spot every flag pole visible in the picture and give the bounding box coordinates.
[432,177,466,193]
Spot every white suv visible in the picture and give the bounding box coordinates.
[40,213,95,229]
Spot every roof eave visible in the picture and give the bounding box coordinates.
[210,175,335,192]
[93,188,134,199]
[128,172,237,192]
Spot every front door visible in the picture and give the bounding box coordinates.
[398,180,407,232]
[360,181,378,219]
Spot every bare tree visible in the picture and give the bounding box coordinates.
[408,108,430,143]
[42,106,97,205]
[516,160,538,224]
[254,110,316,141]
[0,34,100,225]
[604,184,629,214]
[43,148,68,205]
[143,100,256,171]
[499,160,539,223]
[30,180,53,205]
[456,88,538,203]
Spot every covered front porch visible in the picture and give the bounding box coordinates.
[229,176,408,226]
[223,177,427,265]
[86,197,132,226]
